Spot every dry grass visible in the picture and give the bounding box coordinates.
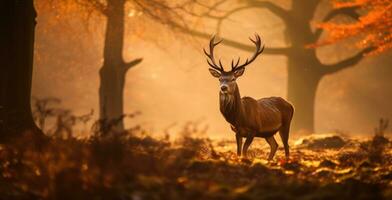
[0,126,391,200]
[1,100,389,199]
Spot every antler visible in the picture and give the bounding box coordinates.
[204,35,224,72]
[231,34,265,71]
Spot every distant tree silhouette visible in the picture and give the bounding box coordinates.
[172,0,374,133]
[37,0,192,131]
[0,0,40,141]
[93,0,142,131]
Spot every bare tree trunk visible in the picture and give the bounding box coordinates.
[99,0,142,131]
[286,52,322,132]
[0,0,40,141]
[280,2,322,133]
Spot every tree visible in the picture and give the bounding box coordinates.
[37,0,191,131]
[316,0,392,55]
[172,0,373,133]
[0,0,40,141]
[95,0,142,131]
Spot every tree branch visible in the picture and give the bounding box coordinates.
[324,7,359,22]
[134,0,289,55]
[76,0,108,16]
[209,1,290,37]
[250,0,290,21]
[197,0,228,17]
[170,21,289,55]
[322,47,372,74]
[223,38,289,55]
[214,5,256,35]
[186,1,289,35]
[314,6,359,40]
[123,58,143,72]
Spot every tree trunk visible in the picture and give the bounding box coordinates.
[99,66,126,130]
[284,1,322,133]
[0,0,40,141]
[99,0,141,131]
[286,57,322,133]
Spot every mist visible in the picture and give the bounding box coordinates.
[31,0,392,138]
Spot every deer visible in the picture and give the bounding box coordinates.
[204,34,294,160]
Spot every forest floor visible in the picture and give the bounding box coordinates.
[1,128,391,200]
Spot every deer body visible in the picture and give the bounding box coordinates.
[220,85,294,159]
[205,34,294,160]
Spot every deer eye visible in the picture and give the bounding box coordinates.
[231,78,236,81]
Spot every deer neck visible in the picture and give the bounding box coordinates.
[219,84,243,126]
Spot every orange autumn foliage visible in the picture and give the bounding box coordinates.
[318,0,392,55]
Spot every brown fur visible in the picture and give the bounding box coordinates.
[204,34,293,160]
[220,84,294,159]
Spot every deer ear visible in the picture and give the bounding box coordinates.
[209,68,221,78]
[233,67,245,77]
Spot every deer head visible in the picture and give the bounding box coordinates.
[204,34,264,95]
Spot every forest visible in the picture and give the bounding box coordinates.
[1,0,392,199]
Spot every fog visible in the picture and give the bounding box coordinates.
[31,0,392,138]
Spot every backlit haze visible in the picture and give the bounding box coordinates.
[32,0,392,139]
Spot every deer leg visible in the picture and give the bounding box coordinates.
[242,135,254,158]
[265,136,278,160]
[279,126,290,159]
[236,133,243,156]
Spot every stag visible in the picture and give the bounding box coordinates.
[204,34,294,160]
